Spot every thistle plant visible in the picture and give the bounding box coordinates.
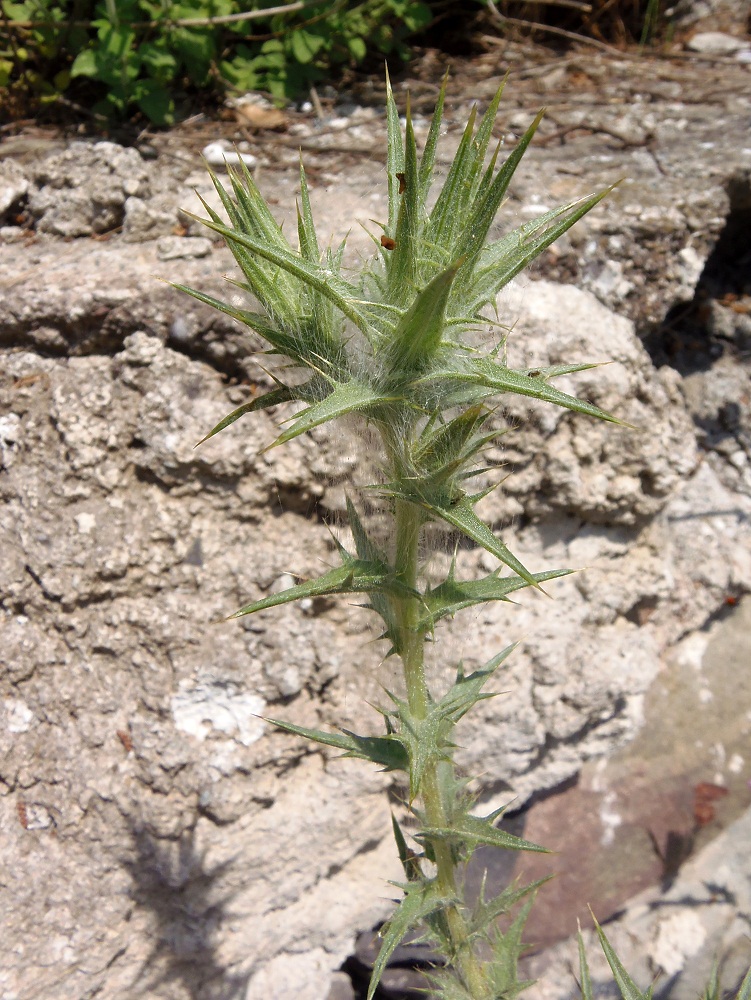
[175,74,623,999]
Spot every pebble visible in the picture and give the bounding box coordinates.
[686,31,746,55]
[156,235,213,260]
[201,141,257,169]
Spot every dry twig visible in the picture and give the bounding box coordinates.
[484,0,623,54]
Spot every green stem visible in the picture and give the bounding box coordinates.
[392,496,489,999]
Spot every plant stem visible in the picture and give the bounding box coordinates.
[392,497,489,999]
[394,498,426,715]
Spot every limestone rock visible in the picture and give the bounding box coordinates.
[27,141,150,236]
[481,281,698,526]
[156,235,213,260]
[123,192,181,242]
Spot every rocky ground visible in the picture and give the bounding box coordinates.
[1,35,750,1000]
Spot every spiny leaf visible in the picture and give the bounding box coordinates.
[471,187,614,309]
[418,495,539,589]
[368,879,451,1000]
[702,962,720,1000]
[420,568,571,633]
[592,913,653,1000]
[387,96,420,307]
[297,156,320,263]
[227,558,417,619]
[434,645,517,724]
[385,66,405,235]
[385,259,462,377]
[469,877,552,935]
[391,813,424,881]
[455,110,545,270]
[411,437,499,496]
[228,564,352,618]
[469,76,507,199]
[387,698,456,799]
[420,968,475,1000]
[195,386,297,447]
[201,173,298,322]
[578,925,594,1000]
[183,209,374,338]
[427,104,478,247]
[417,812,549,854]
[268,379,399,449]
[228,167,297,276]
[371,482,537,588]
[167,283,313,366]
[229,157,292,254]
[346,496,386,563]
[441,358,622,425]
[476,198,586,277]
[486,896,537,999]
[413,404,491,469]
[735,966,751,1000]
[521,362,602,379]
[417,68,447,204]
[267,718,408,771]
[473,134,503,217]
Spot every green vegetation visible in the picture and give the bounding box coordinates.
[1,0,672,125]
[0,0,432,123]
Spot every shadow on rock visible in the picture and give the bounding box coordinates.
[122,821,249,999]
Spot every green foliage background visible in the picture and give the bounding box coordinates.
[0,0,433,123]
[1,0,671,125]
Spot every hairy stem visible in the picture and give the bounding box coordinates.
[392,496,489,999]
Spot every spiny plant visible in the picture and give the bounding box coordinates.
[175,72,624,998]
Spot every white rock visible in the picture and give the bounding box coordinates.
[122,193,179,243]
[0,159,28,215]
[171,682,266,746]
[74,512,96,534]
[686,31,746,54]
[676,244,704,298]
[5,698,35,733]
[156,235,212,260]
[246,948,333,1000]
[0,412,20,444]
[201,141,257,168]
[589,258,635,299]
[650,909,707,976]
[0,412,20,469]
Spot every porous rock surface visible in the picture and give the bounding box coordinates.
[1,53,751,999]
